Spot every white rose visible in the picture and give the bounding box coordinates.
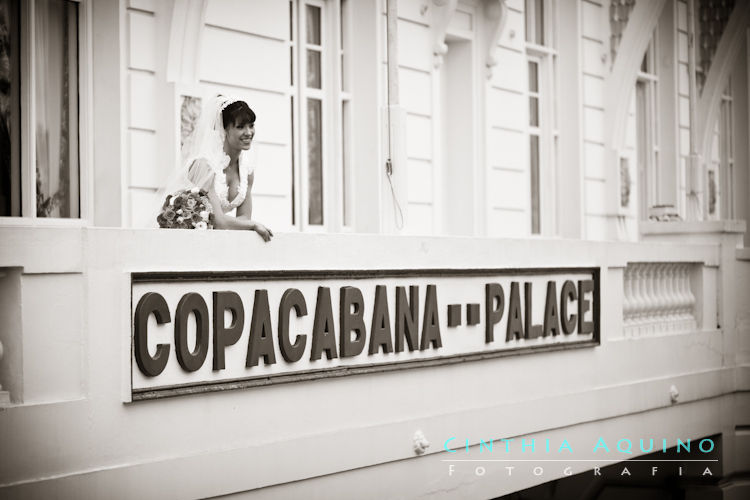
[195,221,208,230]
[191,187,200,194]
[200,211,209,220]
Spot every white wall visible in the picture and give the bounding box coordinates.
[392,0,438,235]
[580,0,610,240]
[119,0,750,245]
[1,225,748,498]
[200,0,293,231]
[126,0,166,228]
[485,0,530,237]
[126,0,294,231]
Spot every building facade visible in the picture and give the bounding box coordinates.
[1,0,749,498]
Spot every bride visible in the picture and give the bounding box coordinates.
[166,94,273,241]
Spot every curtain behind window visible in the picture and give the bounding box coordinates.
[0,0,19,216]
[35,0,79,218]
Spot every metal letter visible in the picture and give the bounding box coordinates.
[134,292,171,377]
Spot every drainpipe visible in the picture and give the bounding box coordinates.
[383,0,406,233]
[0,339,8,406]
[686,0,703,221]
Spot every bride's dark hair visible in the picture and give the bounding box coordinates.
[222,100,256,129]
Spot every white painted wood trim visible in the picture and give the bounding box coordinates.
[79,0,95,223]
[19,1,35,217]
[483,0,508,80]
[431,0,459,69]
[166,0,208,85]
[602,0,667,227]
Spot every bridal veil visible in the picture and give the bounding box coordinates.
[143,94,237,227]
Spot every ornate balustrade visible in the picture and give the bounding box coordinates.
[622,262,698,336]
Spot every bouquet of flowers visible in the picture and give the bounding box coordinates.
[157,187,214,229]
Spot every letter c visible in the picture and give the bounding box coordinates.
[444,437,457,453]
[278,288,308,362]
[134,292,171,377]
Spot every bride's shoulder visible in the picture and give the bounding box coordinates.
[189,157,211,169]
[187,157,218,190]
[188,157,213,175]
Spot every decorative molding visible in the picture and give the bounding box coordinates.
[640,219,746,235]
[483,0,508,80]
[619,156,632,209]
[669,384,680,403]
[180,95,202,148]
[431,0,459,69]
[413,430,430,455]
[609,0,637,66]
[166,0,208,85]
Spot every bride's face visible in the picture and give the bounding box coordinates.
[225,120,255,151]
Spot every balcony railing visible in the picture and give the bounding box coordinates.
[623,262,698,336]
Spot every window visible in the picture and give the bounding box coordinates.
[715,82,733,219]
[0,0,19,216]
[289,0,351,231]
[527,59,541,233]
[635,38,659,219]
[0,0,82,220]
[524,0,556,235]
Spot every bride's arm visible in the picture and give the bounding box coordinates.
[187,159,269,238]
[235,172,273,241]
[206,188,257,232]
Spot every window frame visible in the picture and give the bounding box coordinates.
[0,0,92,225]
[635,37,661,221]
[338,0,353,230]
[290,0,351,233]
[524,0,557,236]
[4,0,21,217]
[438,0,480,237]
[716,84,733,219]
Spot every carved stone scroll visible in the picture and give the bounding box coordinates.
[484,0,508,80]
[432,0,459,69]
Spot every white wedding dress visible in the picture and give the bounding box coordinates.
[187,148,254,213]
[150,95,255,224]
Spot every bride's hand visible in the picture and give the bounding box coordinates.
[251,222,273,242]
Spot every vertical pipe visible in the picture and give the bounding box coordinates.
[21,0,37,217]
[383,0,405,232]
[686,0,702,220]
[386,0,399,111]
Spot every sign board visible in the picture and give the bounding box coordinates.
[131,268,600,400]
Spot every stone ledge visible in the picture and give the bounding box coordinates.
[640,220,746,235]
